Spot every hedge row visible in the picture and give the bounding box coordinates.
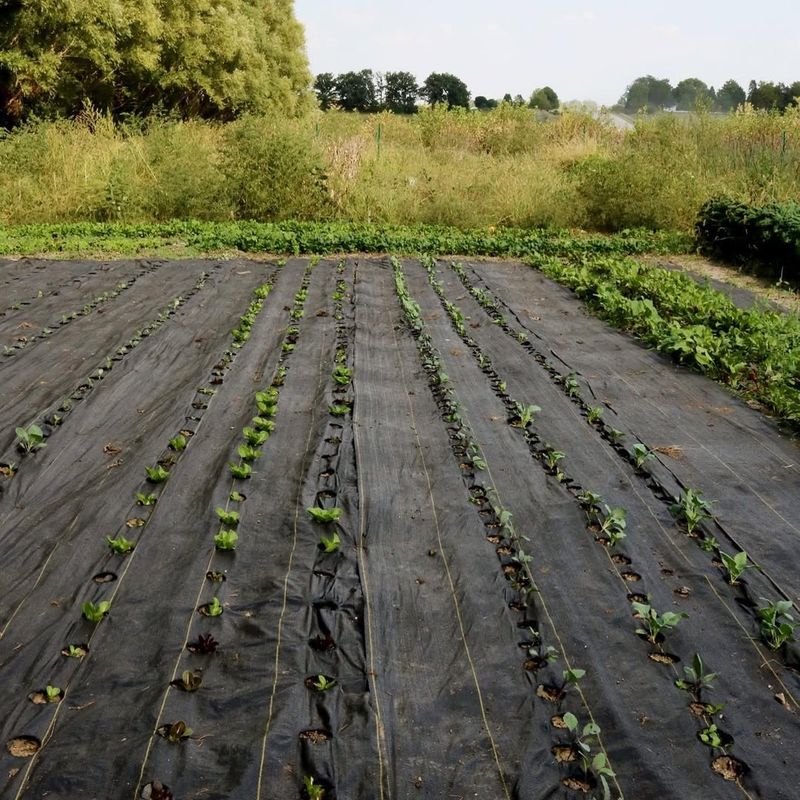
[697,197,800,282]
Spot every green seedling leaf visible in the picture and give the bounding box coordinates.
[312,675,336,691]
[303,776,325,800]
[205,597,223,617]
[332,365,353,385]
[229,462,252,480]
[45,685,62,702]
[328,404,350,417]
[63,644,87,658]
[215,507,239,527]
[15,424,46,453]
[720,551,753,584]
[587,407,604,424]
[243,427,268,446]
[169,434,187,452]
[758,599,797,650]
[135,492,157,506]
[230,491,246,503]
[252,416,276,433]
[82,600,111,623]
[632,442,655,469]
[176,670,203,692]
[238,443,261,461]
[214,529,239,551]
[562,712,579,732]
[145,464,170,483]
[320,532,341,553]
[670,489,713,535]
[307,507,342,523]
[107,535,135,555]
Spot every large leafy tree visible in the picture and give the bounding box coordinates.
[0,0,312,125]
[335,70,377,112]
[421,72,470,109]
[619,76,674,112]
[384,71,418,114]
[314,73,337,110]
[673,78,712,111]
[529,86,559,111]
[715,79,746,112]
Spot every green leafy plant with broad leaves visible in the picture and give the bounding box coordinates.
[15,424,46,453]
[670,489,713,535]
[599,506,627,546]
[252,416,276,433]
[561,714,617,799]
[512,402,541,428]
[698,724,727,750]
[758,599,797,650]
[107,535,135,555]
[543,448,565,471]
[312,675,336,691]
[329,404,350,417]
[307,507,342,523]
[214,529,238,551]
[145,464,170,483]
[720,551,754,584]
[169,434,187,452]
[205,597,223,617]
[238,443,261,461]
[587,407,604,424]
[632,598,688,643]
[44,685,62,703]
[82,600,111,623]
[216,507,239,527]
[319,532,341,553]
[675,653,717,696]
[561,667,586,694]
[64,644,87,658]
[577,491,603,513]
[243,427,268,446]
[135,492,157,506]
[230,491,245,502]
[332,365,352,385]
[632,443,654,469]
[229,462,252,479]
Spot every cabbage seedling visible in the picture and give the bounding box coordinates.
[214,529,238,551]
[632,599,688,643]
[82,600,111,623]
[633,443,654,469]
[229,462,252,479]
[587,407,604,424]
[512,403,541,428]
[216,507,239,527]
[698,724,726,750]
[720,551,753,584]
[670,489,712,535]
[205,597,223,617]
[169,434,187,452]
[175,670,202,692]
[145,464,170,483]
[758,600,797,650]
[329,404,350,417]
[543,448,565,471]
[107,535,135,555]
[312,675,336,691]
[333,365,353,385]
[15,424,46,453]
[63,644,87,658]
[243,427,268,446]
[238,443,261,461]
[303,776,325,800]
[599,506,627,546]
[136,492,157,506]
[675,654,717,695]
[252,416,276,433]
[307,507,342,523]
[320,532,341,553]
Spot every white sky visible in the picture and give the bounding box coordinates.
[294,0,800,105]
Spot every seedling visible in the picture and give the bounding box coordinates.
[608,428,625,442]
[632,443,654,469]
[320,532,341,553]
[561,714,614,789]
[558,667,586,695]
[543,448,565,471]
[169,434,187,452]
[577,491,602,512]
[214,529,239,551]
[243,427,268,446]
[229,462,252,479]
[698,724,726,750]
[252,416,276,433]
[329,404,350,416]
[188,633,219,654]
[333,365,353,385]
[106,535,135,555]
[512,402,541,428]
[175,670,203,692]
[599,506,627,546]
[758,599,797,650]
[162,721,193,743]
[587,407,604,424]
[720,551,754,584]
[632,598,688,643]
[205,597,223,617]
[145,464,170,483]
[15,424,46,453]
[45,685,62,703]
[238,443,261,461]
[563,374,580,397]
[311,675,337,691]
[307,507,342,523]
[82,600,111,623]
[63,644,87,658]
[136,492,157,506]
[698,535,719,553]
[303,776,325,800]
[230,491,246,503]
[670,489,713,535]
[675,653,717,696]
[215,507,239,527]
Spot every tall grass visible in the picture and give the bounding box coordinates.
[0,104,797,231]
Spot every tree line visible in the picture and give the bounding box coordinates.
[314,70,559,113]
[617,76,800,113]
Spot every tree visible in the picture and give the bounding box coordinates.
[0,0,313,125]
[748,80,783,110]
[619,76,674,112]
[529,86,559,111]
[715,79,746,112]
[314,73,337,110]
[474,95,498,110]
[673,78,712,111]
[335,70,377,112]
[384,71,418,114]
[421,72,470,109]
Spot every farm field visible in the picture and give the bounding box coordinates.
[0,255,798,800]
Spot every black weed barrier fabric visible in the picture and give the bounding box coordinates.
[0,258,798,800]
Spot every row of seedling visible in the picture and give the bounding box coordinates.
[446,259,794,661]
[301,260,354,800]
[422,257,752,785]
[393,257,620,798]
[5,271,281,785]
[2,261,162,357]
[137,264,311,799]
[1,268,215,484]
